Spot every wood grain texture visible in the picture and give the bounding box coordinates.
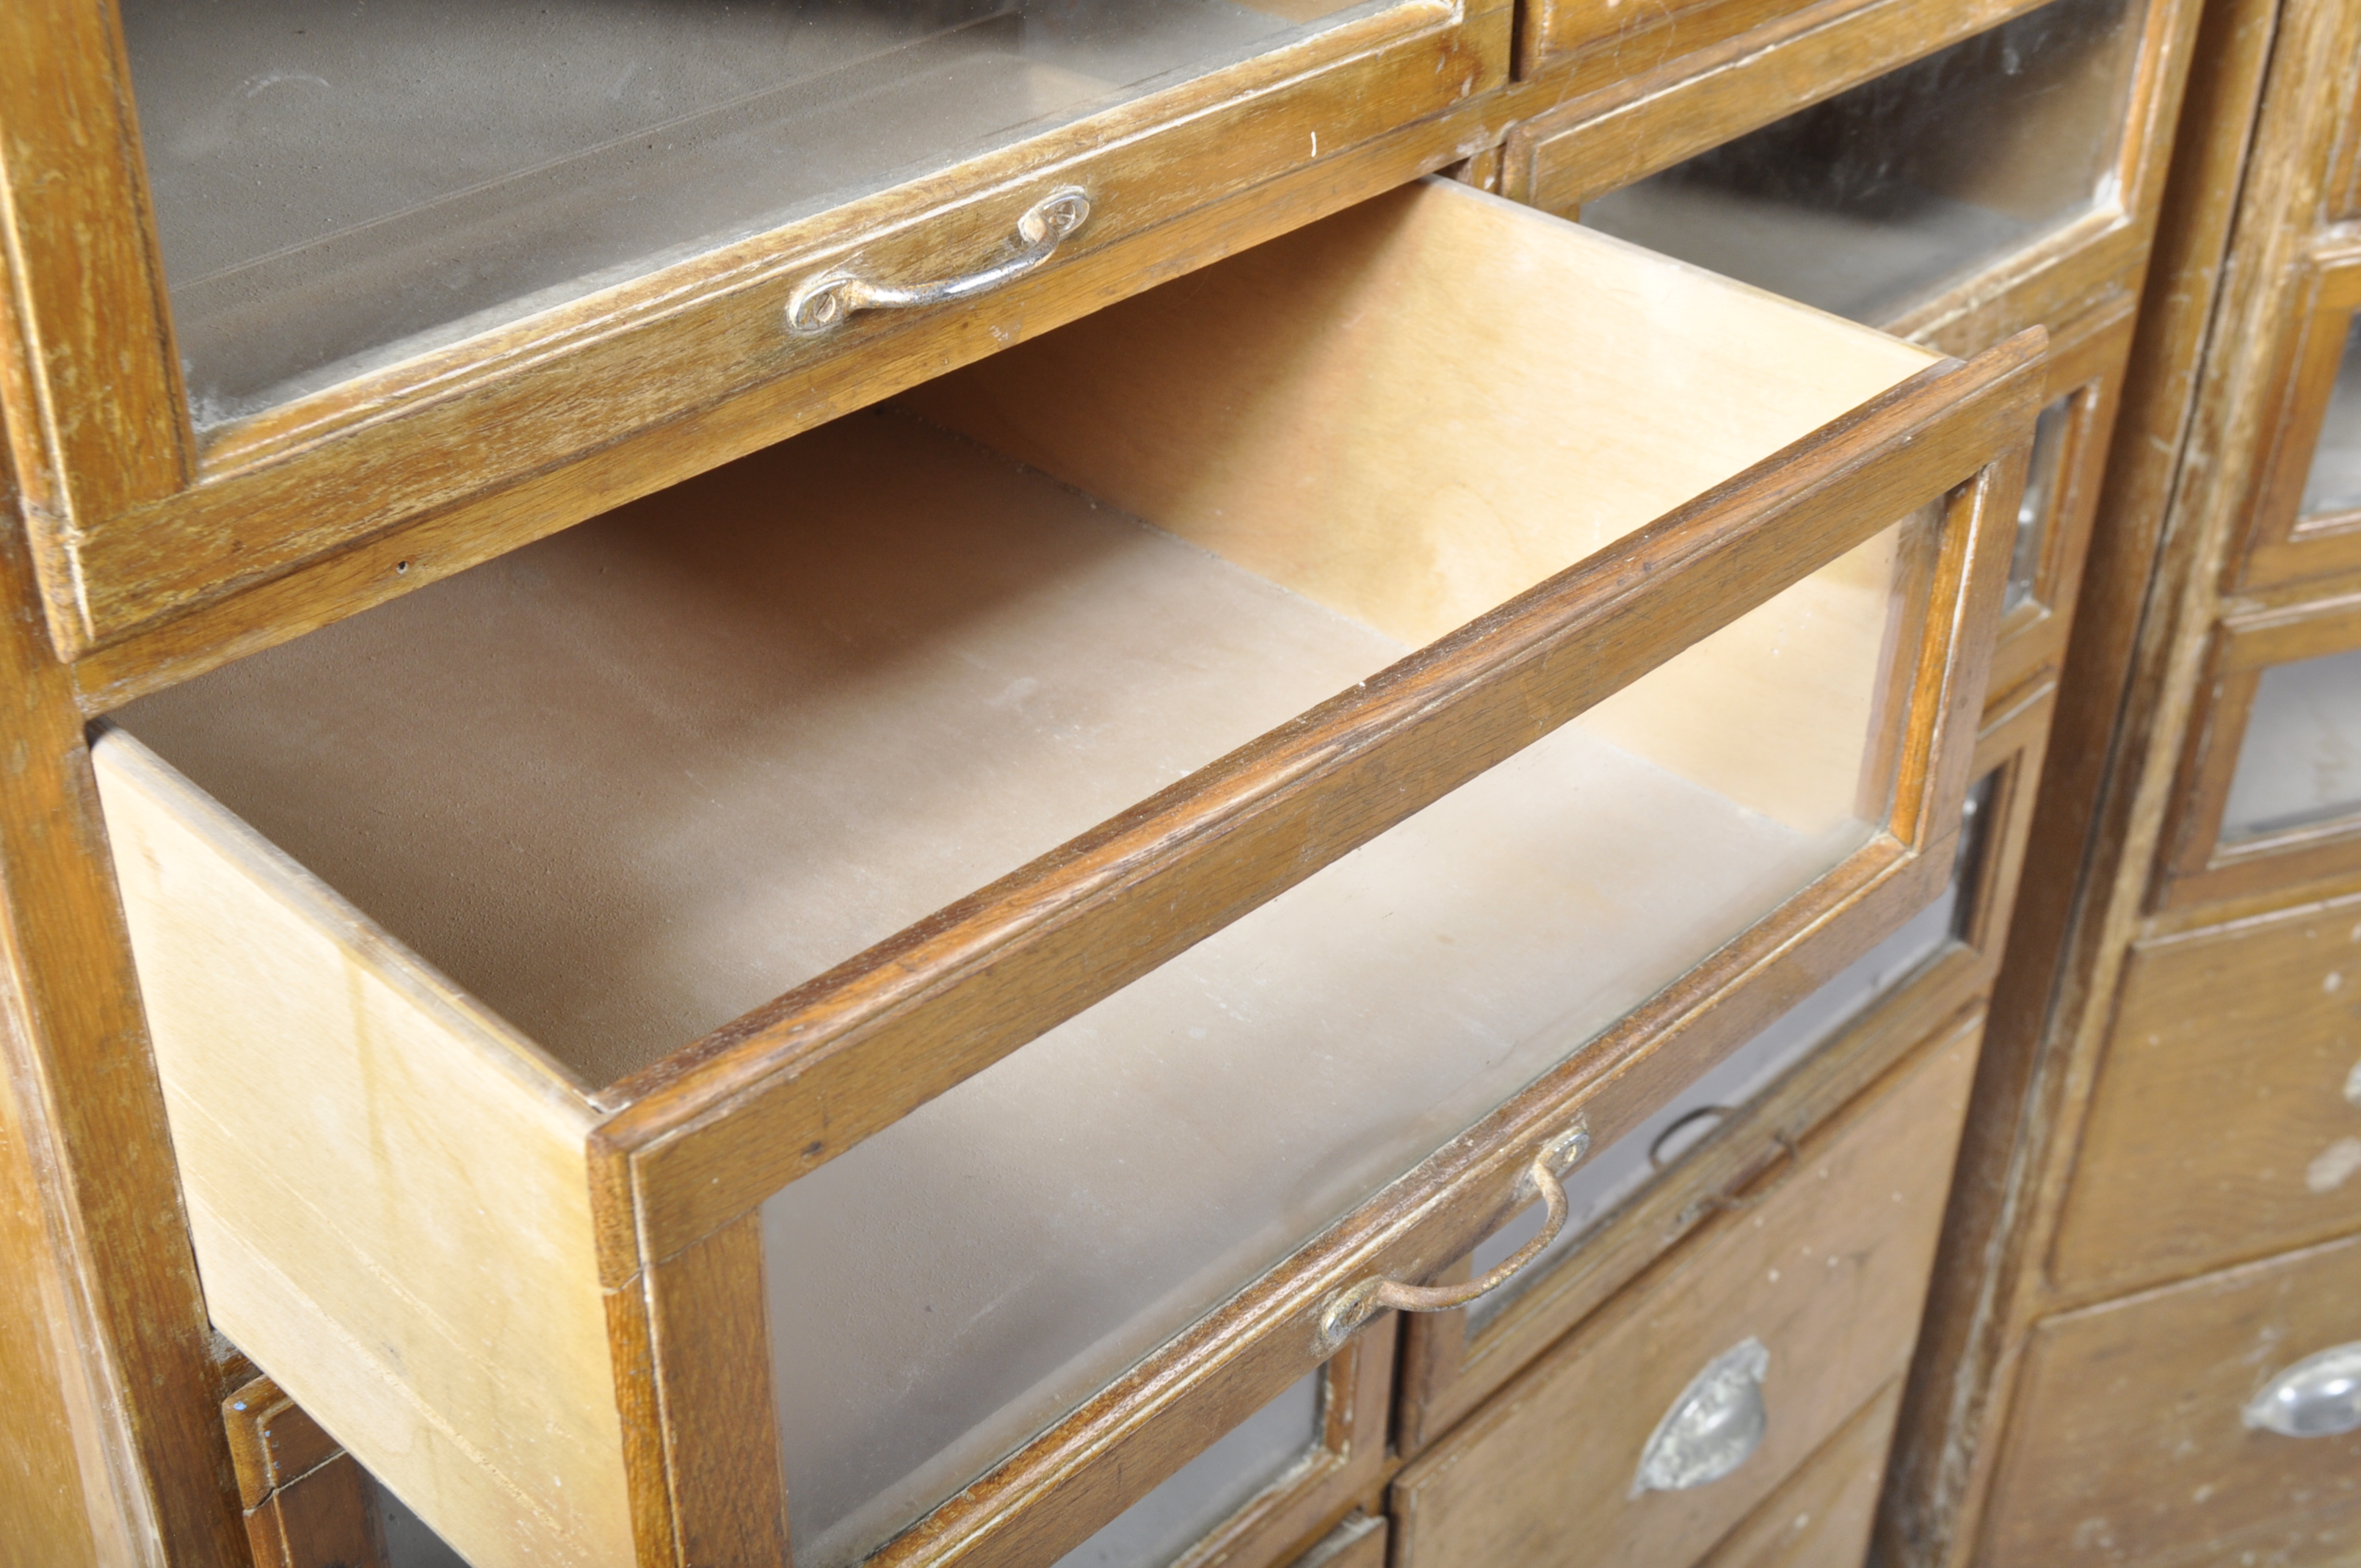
[906,178,1933,648]
[1977,1230,2361,1568]
[0,0,190,537]
[2048,889,2361,1299]
[90,730,631,1568]
[40,1,1509,661]
[643,1213,789,1567]
[221,1375,385,1568]
[0,1008,120,1568]
[0,458,238,1567]
[1695,1380,1904,1568]
[1388,1017,1982,1568]
[593,330,2042,1280]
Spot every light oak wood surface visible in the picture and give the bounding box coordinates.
[2048,889,2361,1299]
[90,736,628,1568]
[1977,1230,2361,1567]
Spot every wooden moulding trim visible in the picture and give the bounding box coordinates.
[582,330,2046,1286]
[1504,0,2067,207]
[0,0,190,519]
[65,103,1502,717]
[1504,0,2202,354]
[51,1,1502,661]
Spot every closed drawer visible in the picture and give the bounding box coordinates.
[2050,890,2361,1298]
[93,180,2034,1568]
[14,1,1506,666]
[1694,1380,1905,1568]
[1505,0,2183,357]
[1387,1012,1980,1568]
[1979,1232,2361,1568]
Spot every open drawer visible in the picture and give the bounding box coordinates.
[91,178,2037,1568]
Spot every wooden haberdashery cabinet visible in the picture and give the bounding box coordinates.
[8,0,2230,1564]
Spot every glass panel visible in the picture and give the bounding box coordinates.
[121,0,1378,425]
[758,512,1920,1567]
[1578,0,2143,324]
[2300,316,2361,518]
[2006,396,2075,614]
[1052,1370,1323,1568]
[2221,646,2361,841]
[1462,766,1995,1331]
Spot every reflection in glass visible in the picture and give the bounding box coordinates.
[1578,0,2141,324]
[121,0,1372,424]
[1053,1371,1322,1568]
[2006,397,2075,614]
[1463,764,1998,1331]
[2301,317,2361,518]
[2221,646,2361,841]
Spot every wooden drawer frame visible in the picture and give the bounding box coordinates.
[0,0,1507,672]
[2229,233,2361,589]
[93,304,2042,1567]
[1498,0,2197,359]
[2158,588,2361,908]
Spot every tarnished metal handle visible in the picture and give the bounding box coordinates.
[786,187,1092,336]
[1316,1121,1589,1351]
[1633,1338,1771,1495]
[2245,1343,2361,1437]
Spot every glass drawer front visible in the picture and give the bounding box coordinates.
[761,511,1924,1568]
[2221,645,2361,843]
[2302,316,2361,519]
[121,0,1390,426]
[1576,0,2142,325]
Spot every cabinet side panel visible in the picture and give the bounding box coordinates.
[90,735,633,1568]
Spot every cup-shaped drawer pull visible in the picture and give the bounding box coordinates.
[787,187,1093,336]
[1632,1339,1772,1496]
[2244,1343,2361,1437]
[1316,1122,1591,1351]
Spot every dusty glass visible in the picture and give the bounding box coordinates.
[2221,647,2361,841]
[1578,0,2142,324]
[120,0,1377,426]
[1461,765,1995,1331]
[2301,317,2361,518]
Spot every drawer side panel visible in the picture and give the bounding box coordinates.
[91,732,631,1568]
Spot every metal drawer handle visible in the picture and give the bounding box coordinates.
[786,187,1092,336]
[2244,1343,2361,1438]
[1315,1121,1590,1351]
[1633,1338,1771,1495]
